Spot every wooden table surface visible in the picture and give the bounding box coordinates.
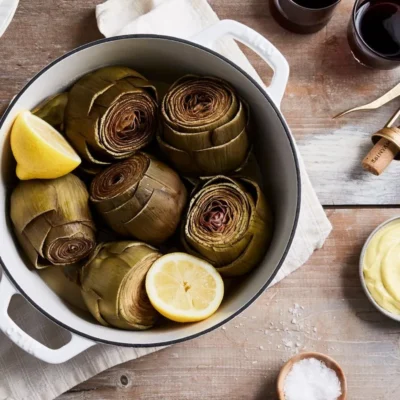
[1,0,400,399]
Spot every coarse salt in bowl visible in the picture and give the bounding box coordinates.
[277,352,347,400]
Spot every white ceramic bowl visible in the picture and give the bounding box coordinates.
[0,0,19,38]
[359,216,400,322]
[0,20,300,363]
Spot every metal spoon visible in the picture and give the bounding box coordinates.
[334,82,400,119]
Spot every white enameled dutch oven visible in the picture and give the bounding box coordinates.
[0,20,300,364]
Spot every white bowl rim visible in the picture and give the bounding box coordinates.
[0,33,301,347]
[359,215,400,322]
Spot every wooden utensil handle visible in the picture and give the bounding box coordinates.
[362,138,399,176]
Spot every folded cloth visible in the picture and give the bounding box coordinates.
[0,1,332,399]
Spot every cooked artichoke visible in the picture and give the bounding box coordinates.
[32,92,69,131]
[159,76,249,176]
[38,266,88,312]
[65,66,158,170]
[181,176,273,276]
[10,174,96,269]
[80,241,161,330]
[90,152,187,244]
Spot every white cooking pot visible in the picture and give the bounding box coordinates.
[0,20,300,364]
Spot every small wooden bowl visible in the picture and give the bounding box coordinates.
[277,352,347,400]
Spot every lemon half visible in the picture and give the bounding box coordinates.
[145,253,224,323]
[11,110,81,180]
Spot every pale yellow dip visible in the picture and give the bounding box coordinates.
[363,220,400,315]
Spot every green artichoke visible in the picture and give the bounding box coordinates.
[10,174,96,269]
[32,92,69,131]
[90,152,187,245]
[181,176,273,277]
[65,66,158,170]
[80,241,161,330]
[38,266,88,312]
[159,76,249,176]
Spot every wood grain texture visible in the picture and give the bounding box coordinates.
[1,1,400,399]
[0,1,399,204]
[58,208,400,400]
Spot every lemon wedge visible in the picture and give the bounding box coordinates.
[146,253,224,323]
[11,110,81,180]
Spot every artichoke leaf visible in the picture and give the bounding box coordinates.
[38,266,88,312]
[90,153,187,244]
[10,174,96,269]
[163,100,247,152]
[67,66,147,115]
[14,230,46,269]
[66,66,158,167]
[81,288,109,326]
[44,223,97,265]
[160,75,250,176]
[181,175,273,276]
[157,136,198,175]
[81,242,161,330]
[48,174,94,225]
[32,92,69,130]
[11,180,57,233]
[191,128,249,175]
[162,76,238,132]
[22,216,52,258]
[120,188,181,244]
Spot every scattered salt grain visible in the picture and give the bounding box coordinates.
[259,346,264,350]
[291,318,297,324]
[313,327,317,333]
[283,339,293,348]
[252,360,258,364]
[222,326,226,330]
[283,358,341,400]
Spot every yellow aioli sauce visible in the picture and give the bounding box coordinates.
[363,220,400,315]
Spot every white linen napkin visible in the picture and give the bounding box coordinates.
[0,1,332,399]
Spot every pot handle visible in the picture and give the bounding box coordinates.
[0,274,96,364]
[191,19,289,107]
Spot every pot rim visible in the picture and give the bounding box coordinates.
[0,33,301,347]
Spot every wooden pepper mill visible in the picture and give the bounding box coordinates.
[362,107,400,175]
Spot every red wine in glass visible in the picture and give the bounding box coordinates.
[356,0,400,58]
[348,0,400,69]
[292,0,340,8]
[270,0,341,34]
